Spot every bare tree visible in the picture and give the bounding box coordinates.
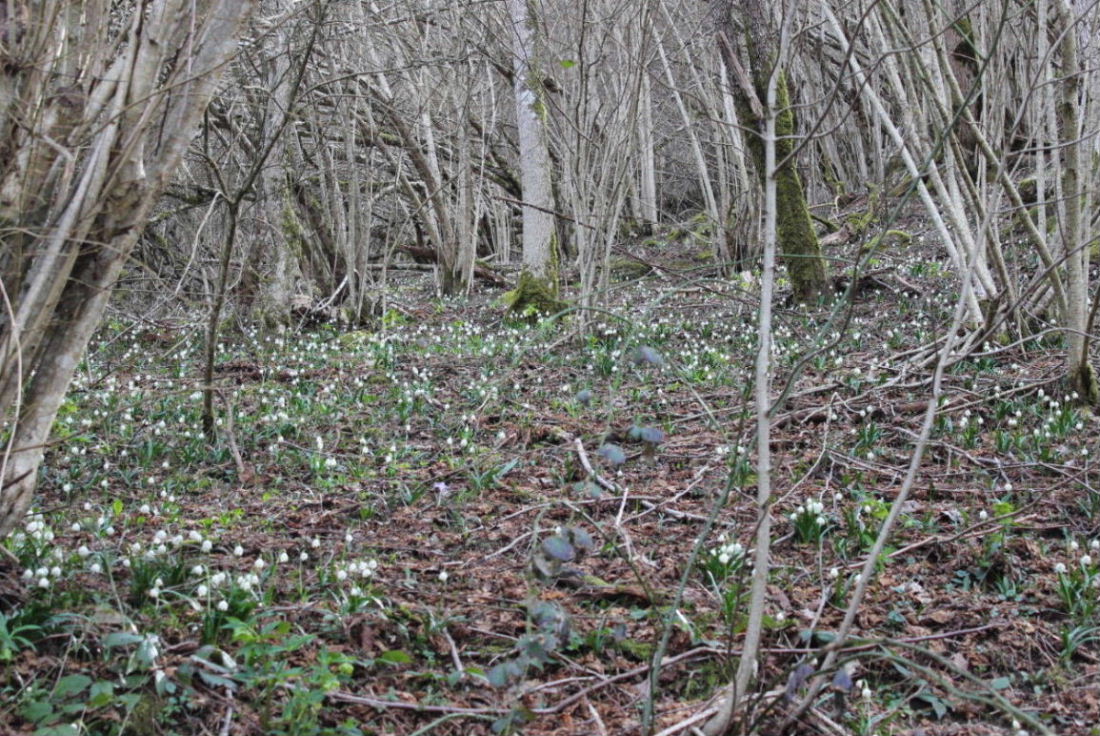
[0,0,255,538]
[505,0,559,309]
[714,0,829,303]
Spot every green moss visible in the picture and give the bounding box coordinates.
[608,258,653,280]
[1071,362,1100,406]
[502,270,566,322]
[733,57,829,303]
[862,229,911,253]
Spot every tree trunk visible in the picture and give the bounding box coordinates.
[715,0,829,303]
[507,0,557,291]
[0,0,255,539]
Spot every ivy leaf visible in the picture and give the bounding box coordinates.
[631,346,665,367]
[564,526,595,553]
[541,535,575,562]
[571,480,602,499]
[597,443,626,466]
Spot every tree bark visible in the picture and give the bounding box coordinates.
[507,0,557,290]
[0,0,255,539]
[715,0,829,303]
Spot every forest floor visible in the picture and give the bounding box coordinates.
[2,215,1099,736]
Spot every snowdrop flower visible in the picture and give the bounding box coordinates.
[217,600,228,612]
[438,570,448,583]
[978,510,988,521]
[311,537,321,549]
[253,558,265,570]
[278,551,289,564]
[38,577,50,589]
[90,563,102,574]
[1054,562,1067,574]
[201,540,212,553]
[233,545,244,557]
[1081,555,1093,567]
[77,545,92,558]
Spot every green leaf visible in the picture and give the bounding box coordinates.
[197,671,237,690]
[54,674,92,699]
[33,726,80,736]
[990,676,1012,690]
[496,458,519,478]
[22,700,54,725]
[103,632,144,649]
[377,650,413,665]
[87,681,115,708]
[559,59,576,69]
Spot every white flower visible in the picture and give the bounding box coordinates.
[1081,555,1093,567]
[233,545,244,557]
[253,558,265,570]
[278,551,289,563]
[311,537,321,549]
[191,565,204,576]
[197,584,209,597]
[149,588,160,599]
[201,540,212,553]
[978,510,988,521]
[217,600,229,611]
[438,570,449,583]
[38,577,50,589]
[70,522,81,532]
[77,545,91,558]
[90,563,102,574]
[1054,562,1067,574]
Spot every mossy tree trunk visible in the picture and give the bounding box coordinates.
[507,0,558,299]
[715,0,829,304]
